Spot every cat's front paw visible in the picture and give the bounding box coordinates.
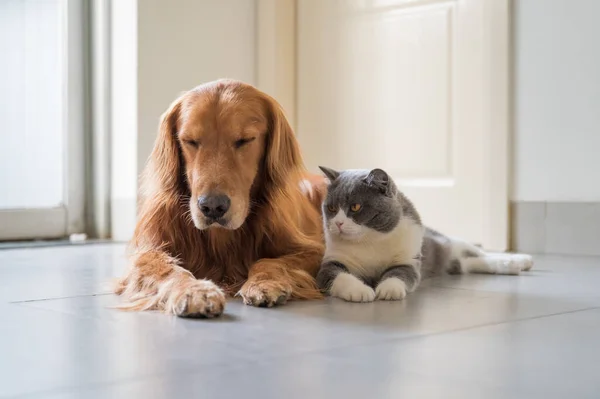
[330,273,375,302]
[375,278,407,301]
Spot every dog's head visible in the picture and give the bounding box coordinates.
[146,79,302,230]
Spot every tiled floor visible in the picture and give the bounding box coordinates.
[1,244,599,398]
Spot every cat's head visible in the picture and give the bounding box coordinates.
[319,166,402,241]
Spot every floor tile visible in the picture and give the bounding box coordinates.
[20,279,595,361]
[1,244,600,398]
[0,303,253,398]
[0,244,127,302]
[21,308,600,399]
[429,254,600,302]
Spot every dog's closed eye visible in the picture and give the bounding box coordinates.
[183,139,200,149]
[234,137,256,149]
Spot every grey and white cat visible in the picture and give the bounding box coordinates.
[316,166,533,302]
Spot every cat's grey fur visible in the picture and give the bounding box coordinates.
[316,166,534,302]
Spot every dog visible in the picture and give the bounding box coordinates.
[115,79,327,317]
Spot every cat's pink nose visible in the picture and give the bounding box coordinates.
[335,221,344,229]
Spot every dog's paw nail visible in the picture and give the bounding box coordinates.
[275,294,288,305]
[173,280,226,318]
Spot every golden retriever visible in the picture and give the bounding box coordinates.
[115,79,327,317]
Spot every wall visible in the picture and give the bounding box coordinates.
[513,0,600,202]
[110,0,256,240]
[512,0,600,254]
[108,0,600,249]
[137,0,256,175]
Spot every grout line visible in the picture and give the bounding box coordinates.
[9,292,113,304]
[366,305,600,344]
[429,284,500,292]
[6,303,600,398]
[257,305,600,363]
[4,356,243,399]
[29,303,599,399]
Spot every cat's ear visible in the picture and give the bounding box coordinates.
[319,166,340,182]
[364,168,391,194]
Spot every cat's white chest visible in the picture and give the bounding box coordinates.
[324,218,424,278]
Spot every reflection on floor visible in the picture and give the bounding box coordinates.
[1,243,598,398]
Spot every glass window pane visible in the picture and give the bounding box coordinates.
[0,0,64,209]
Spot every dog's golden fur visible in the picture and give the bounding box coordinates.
[115,80,326,317]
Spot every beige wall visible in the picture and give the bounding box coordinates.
[110,0,256,240]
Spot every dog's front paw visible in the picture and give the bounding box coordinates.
[169,279,226,318]
[375,277,407,301]
[239,279,292,307]
[330,273,375,302]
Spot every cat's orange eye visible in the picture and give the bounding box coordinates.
[327,204,337,213]
[350,203,362,212]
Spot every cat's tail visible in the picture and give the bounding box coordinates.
[448,239,534,275]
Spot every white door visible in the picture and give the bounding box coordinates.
[296,0,509,250]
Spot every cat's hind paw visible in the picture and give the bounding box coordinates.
[483,253,534,274]
[515,254,534,271]
[375,278,407,301]
[330,273,375,303]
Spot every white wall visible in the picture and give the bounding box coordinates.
[110,0,256,240]
[513,0,600,202]
[109,0,600,240]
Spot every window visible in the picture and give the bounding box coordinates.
[0,0,86,240]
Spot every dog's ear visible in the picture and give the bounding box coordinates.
[144,97,184,194]
[264,96,303,187]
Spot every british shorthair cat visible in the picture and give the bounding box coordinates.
[316,166,533,302]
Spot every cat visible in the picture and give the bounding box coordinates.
[316,166,533,302]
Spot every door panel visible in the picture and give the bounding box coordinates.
[297,0,508,250]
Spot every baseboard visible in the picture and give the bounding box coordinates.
[0,207,66,241]
[511,201,600,255]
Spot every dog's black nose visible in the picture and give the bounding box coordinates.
[198,195,231,219]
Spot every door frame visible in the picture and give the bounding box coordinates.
[256,0,511,251]
[255,0,297,129]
